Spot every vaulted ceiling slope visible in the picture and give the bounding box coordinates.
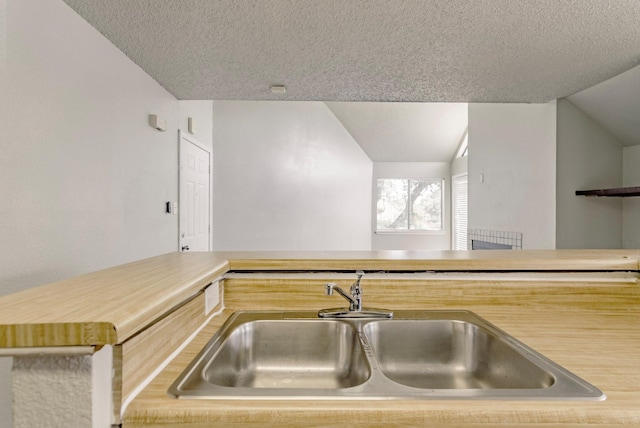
[326,102,467,162]
[568,64,640,147]
[61,0,640,102]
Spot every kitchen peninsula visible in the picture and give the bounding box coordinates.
[0,250,638,427]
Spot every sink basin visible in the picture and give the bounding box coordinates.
[169,310,605,400]
[363,320,553,390]
[204,320,370,389]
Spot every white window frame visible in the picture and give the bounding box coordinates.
[375,177,445,235]
[454,129,469,159]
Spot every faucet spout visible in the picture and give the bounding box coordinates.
[319,271,393,319]
[324,271,364,312]
[325,283,359,311]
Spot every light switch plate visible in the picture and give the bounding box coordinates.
[205,281,219,315]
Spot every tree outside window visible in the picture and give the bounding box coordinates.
[376,178,443,231]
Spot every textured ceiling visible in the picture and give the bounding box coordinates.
[326,102,467,161]
[61,0,640,102]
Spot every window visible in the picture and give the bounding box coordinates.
[376,178,443,232]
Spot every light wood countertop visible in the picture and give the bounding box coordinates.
[123,272,640,427]
[1,250,639,426]
[223,249,640,272]
[0,250,638,348]
[0,252,229,346]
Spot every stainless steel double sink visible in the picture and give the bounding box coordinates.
[168,310,605,400]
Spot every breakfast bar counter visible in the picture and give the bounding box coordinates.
[0,250,638,427]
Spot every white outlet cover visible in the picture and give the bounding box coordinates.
[205,281,220,315]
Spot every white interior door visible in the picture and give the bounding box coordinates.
[179,133,211,251]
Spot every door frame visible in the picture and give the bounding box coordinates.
[178,130,213,251]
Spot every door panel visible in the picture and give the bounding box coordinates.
[179,134,211,251]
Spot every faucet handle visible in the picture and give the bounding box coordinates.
[350,282,361,297]
[351,271,364,295]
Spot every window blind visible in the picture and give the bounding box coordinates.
[452,174,468,250]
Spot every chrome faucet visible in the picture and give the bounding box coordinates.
[318,271,393,319]
[325,270,364,312]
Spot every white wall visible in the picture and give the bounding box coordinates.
[556,99,623,248]
[1,0,5,80]
[372,162,451,250]
[178,100,214,149]
[211,101,372,250]
[0,0,206,424]
[0,0,9,422]
[2,0,182,292]
[451,154,468,178]
[468,102,557,249]
[623,145,640,248]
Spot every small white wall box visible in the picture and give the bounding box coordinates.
[188,117,196,134]
[149,114,167,132]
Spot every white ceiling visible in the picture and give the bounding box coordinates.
[61,0,640,103]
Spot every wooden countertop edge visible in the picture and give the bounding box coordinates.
[1,250,639,349]
[0,253,229,353]
[0,321,118,348]
[224,250,640,272]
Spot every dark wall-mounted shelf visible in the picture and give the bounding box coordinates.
[576,187,640,197]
